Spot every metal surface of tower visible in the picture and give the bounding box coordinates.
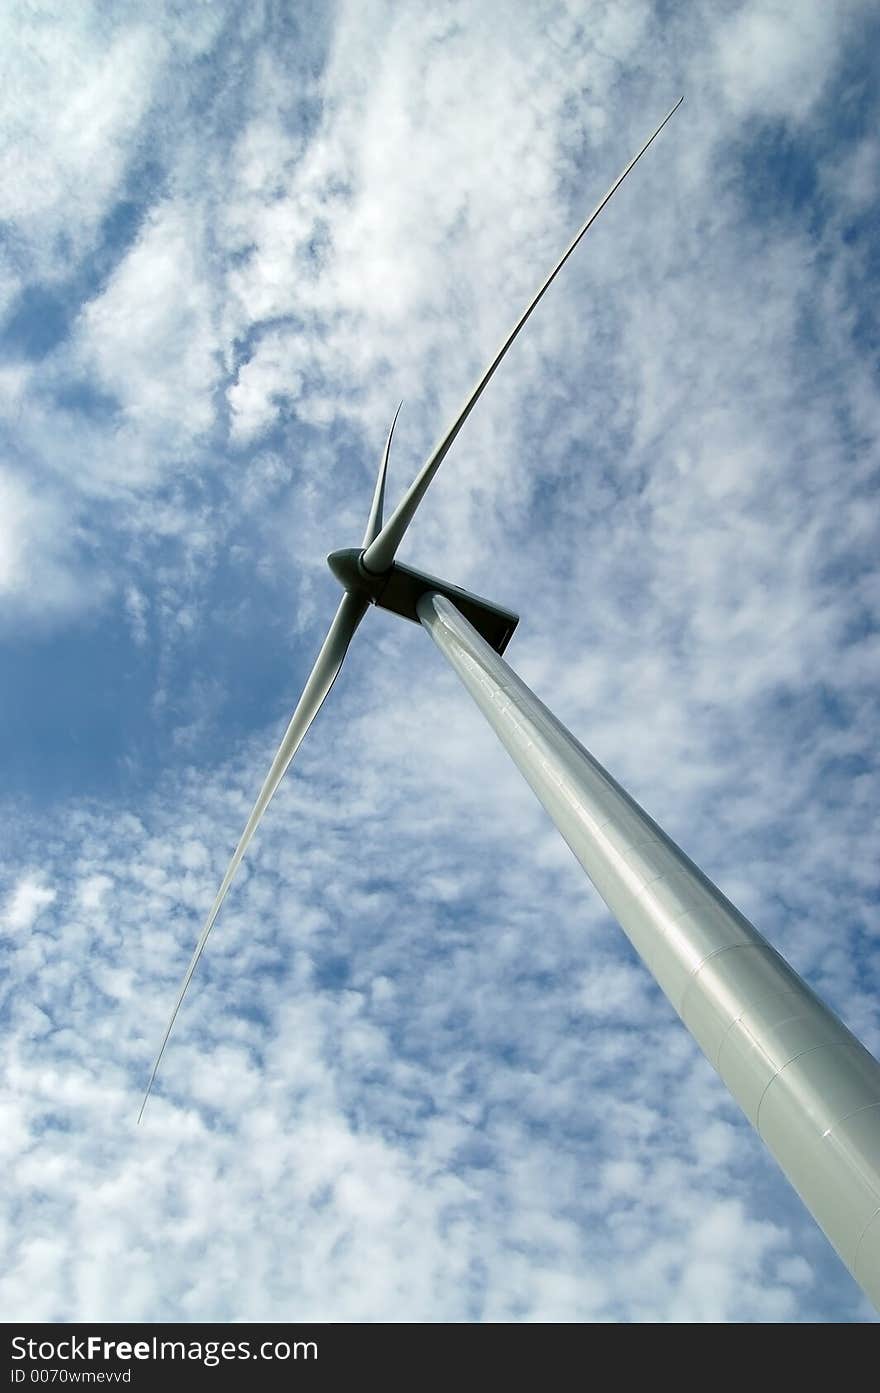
[419,591,880,1311]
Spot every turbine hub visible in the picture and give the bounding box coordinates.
[327,547,385,601]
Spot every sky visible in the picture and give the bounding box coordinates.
[1,0,878,1324]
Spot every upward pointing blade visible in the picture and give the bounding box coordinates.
[362,402,403,548]
[361,97,683,576]
[138,588,369,1122]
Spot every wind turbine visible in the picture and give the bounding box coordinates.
[140,99,880,1314]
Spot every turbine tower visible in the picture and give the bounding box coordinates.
[141,100,880,1314]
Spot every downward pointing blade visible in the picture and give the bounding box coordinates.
[361,97,683,576]
[138,588,369,1122]
[362,402,403,548]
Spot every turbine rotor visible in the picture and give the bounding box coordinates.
[139,100,682,1119]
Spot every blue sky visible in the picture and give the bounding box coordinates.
[1,0,878,1322]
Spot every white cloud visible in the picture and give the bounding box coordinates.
[712,0,859,124]
[2,875,56,934]
[76,200,219,452]
[0,7,164,272]
[124,585,149,645]
[0,467,99,622]
[228,327,309,445]
[0,1,225,279]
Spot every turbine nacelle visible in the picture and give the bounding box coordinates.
[328,546,518,655]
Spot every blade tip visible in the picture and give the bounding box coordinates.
[137,1086,152,1125]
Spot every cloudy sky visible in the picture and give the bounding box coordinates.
[1,0,878,1323]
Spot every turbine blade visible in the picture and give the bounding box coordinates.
[361,97,683,575]
[362,401,403,548]
[138,589,369,1122]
